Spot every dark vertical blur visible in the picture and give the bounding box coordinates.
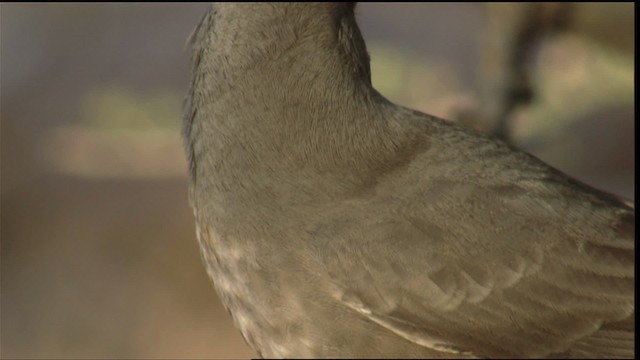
[1,3,634,359]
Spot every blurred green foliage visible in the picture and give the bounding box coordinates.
[82,86,182,131]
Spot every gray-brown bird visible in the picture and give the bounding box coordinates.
[182,3,634,358]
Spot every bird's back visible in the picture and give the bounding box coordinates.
[303,107,635,358]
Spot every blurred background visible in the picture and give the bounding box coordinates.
[1,3,634,359]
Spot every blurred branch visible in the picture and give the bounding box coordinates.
[490,2,573,142]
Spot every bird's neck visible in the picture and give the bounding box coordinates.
[188,3,373,117]
[184,3,404,212]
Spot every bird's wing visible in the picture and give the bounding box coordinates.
[307,130,634,358]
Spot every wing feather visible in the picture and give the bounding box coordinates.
[311,160,634,358]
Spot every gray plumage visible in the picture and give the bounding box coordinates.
[182,3,634,358]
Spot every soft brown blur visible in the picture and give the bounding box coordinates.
[1,3,634,359]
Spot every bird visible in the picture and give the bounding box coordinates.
[182,3,634,358]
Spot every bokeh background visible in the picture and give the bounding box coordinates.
[1,3,634,359]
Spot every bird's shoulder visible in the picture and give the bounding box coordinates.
[305,107,635,358]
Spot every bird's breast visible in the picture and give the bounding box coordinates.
[194,216,324,358]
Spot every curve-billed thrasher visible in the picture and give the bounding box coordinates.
[183,3,634,358]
